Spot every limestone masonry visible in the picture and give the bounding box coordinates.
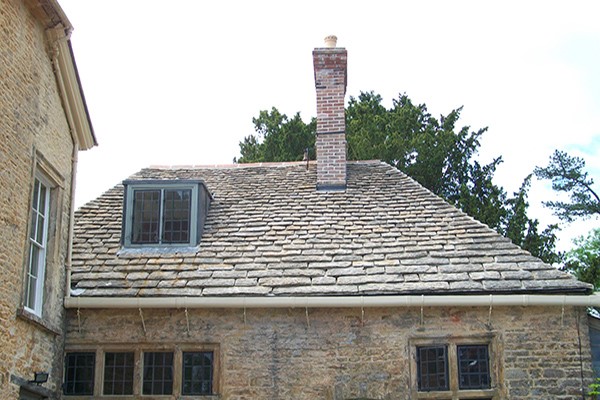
[1,0,95,398]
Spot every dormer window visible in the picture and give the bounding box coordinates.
[122,180,211,248]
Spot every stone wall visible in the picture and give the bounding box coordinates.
[66,305,594,399]
[0,0,75,397]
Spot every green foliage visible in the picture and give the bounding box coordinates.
[504,175,562,264]
[346,92,487,202]
[588,377,600,399]
[534,150,600,222]
[454,158,506,232]
[236,108,316,163]
[562,228,600,290]
[236,91,561,264]
[521,222,562,265]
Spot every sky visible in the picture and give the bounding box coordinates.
[58,0,600,252]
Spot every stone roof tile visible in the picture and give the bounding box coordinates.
[71,161,592,297]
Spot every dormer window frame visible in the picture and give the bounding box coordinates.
[122,180,209,249]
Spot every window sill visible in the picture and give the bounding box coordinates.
[414,390,496,399]
[16,307,61,336]
[117,246,200,258]
[63,395,220,399]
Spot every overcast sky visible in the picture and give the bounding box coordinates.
[59,0,599,251]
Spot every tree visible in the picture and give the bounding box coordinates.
[534,150,600,222]
[503,175,562,264]
[499,174,562,264]
[346,92,488,202]
[236,91,561,263]
[562,228,600,290]
[236,108,316,163]
[453,158,507,233]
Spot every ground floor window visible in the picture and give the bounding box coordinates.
[411,334,498,399]
[104,352,134,395]
[143,351,174,395]
[64,344,218,397]
[457,345,490,390]
[64,352,95,395]
[182,351,214,395]
[417,345,449,391]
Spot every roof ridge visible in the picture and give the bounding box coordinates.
[147,159,383,170]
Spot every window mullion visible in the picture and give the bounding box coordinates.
[173,347,182,398]
[134,349,141,396]
[159,188,165,244]
[448,343,459,395]
[94,349,103,397]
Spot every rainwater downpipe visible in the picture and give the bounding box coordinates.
[49,24,79,299]
[65,142,78,298]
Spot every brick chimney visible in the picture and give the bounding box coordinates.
[313,35,347,191]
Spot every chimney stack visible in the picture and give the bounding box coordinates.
[313,35,347,191]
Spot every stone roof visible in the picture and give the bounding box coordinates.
[70,160,591,297]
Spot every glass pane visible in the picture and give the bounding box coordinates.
[32,179,40,212]
[104,352,134,395]
[38,184,47,215]
[36,214,45,243]
[182,351,213,395]
[132,190,160,244]
[143,352,174,395]
[25,245,40,309]
[417,346,448,391]
[458,345,491,389]
[30,180,48,243]
[29,209,37,240]
[162,189,191,243]
[63,352,95,395]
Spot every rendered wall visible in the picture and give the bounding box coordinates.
[65,305,594,399]
[0,0,75,397]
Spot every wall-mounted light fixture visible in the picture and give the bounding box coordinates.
[29,371,49,385]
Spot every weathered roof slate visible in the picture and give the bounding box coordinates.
[71,160,591,297]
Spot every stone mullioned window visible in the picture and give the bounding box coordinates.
[63,344,219,398]
[410,334,499,400]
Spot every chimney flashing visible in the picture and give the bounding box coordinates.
[316,183,347,192]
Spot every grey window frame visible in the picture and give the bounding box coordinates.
[122,181,202,248]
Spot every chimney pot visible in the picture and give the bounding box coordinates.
[324,35,338,48]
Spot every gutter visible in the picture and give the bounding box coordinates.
[64,294,600,309]
[48,27,96,150]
